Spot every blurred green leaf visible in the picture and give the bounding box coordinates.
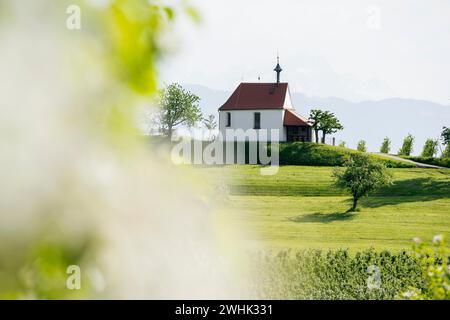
[185,6,201,23]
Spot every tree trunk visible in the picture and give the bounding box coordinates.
[167,127,173,142]
[322,132,326,144]
[352,195,358,211]
[315,129,319,143]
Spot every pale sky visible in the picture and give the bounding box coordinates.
[161,0,450,104]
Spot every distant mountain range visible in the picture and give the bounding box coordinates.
[184,84,450,156]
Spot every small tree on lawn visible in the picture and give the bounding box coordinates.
[309,109,324,143]
[156,83,202,141]
[319,111,344,143]
[203,114,217,141]
[338,141,346,148]
[357,140,367,152]
[398,134,414,156]
[421,138,439,157]
[380,137,391,154]
[441,127,450,158]
[333,154,392,211]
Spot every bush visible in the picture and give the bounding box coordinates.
[357,140,367,152]
[251,249,425,300]
[421,139,439,157]
[400,156,450,168]
[380,137,391,154]
[398,134,415,156]
[443,145,450,158]
[399,236,449,300]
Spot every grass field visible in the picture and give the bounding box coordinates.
[198,166,450,252]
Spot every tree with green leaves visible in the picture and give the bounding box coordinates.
[203,114,217,141]
[309,109,324,143]
[320,111,344,143]
[421,138,439,157]
[441,127,450,158]
[380,137,391,154]
[441,127,450,144]
[157,83,202,141]
[309,109,343,143]
[398,134,415,156]
[443,147,450,158]
[357,140,367,152]
[338,141,346,148]
[333,154,392,211]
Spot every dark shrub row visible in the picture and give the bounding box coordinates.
[400,156,450,168]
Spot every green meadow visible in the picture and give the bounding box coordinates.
[200,166,450,252]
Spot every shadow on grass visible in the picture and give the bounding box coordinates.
[288,212,355,224]
[374,177,450,197]
[361,195,447,208]
[363,177,450,208]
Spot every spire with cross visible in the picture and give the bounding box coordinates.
[274,54,282,86]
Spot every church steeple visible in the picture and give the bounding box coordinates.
[274,55,282,86]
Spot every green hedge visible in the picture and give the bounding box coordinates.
[274,142,414,168]
[400,156,450,168]
[251,249,426,300]
[153,138,415,168]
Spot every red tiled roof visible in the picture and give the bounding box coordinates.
[219,83,288,110]
[284,109,311,126]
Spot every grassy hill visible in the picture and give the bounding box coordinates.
[161,139,416,167]
[275,142,415,168]
[199,165,450,252]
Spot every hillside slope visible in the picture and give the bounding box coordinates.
[198,166,450,252]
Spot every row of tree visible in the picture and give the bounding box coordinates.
[350,128,450,158]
